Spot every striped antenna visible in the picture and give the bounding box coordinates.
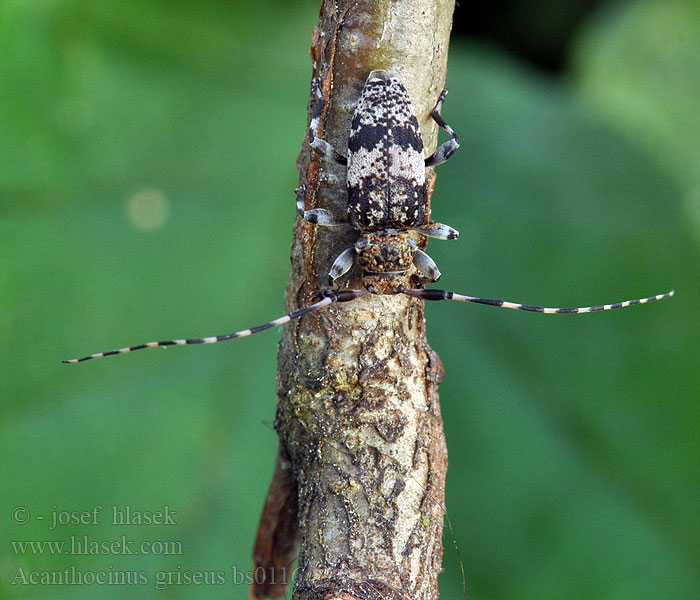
[64,287,674,363]
[62,290,368,364]
[401,288,675,313]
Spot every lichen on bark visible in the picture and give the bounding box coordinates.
[252,2,456,599]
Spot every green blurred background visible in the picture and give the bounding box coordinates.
[1,0,698,598]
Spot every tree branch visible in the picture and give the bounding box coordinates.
[252,1,456,599]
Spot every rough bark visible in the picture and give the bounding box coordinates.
[252,1,456,599]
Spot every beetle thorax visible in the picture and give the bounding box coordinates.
[355,231,417,294]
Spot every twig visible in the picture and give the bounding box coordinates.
[252,1,456,598]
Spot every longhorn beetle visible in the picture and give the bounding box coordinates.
[63,70,673,364]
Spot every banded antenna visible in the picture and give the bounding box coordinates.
[62,288,673,363]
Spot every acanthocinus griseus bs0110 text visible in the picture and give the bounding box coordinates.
[64,70,673,363]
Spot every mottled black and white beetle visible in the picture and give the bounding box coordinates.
[300,69,459,294]
[64,70,673,363]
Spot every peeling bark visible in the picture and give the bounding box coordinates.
[252,1,456,599]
